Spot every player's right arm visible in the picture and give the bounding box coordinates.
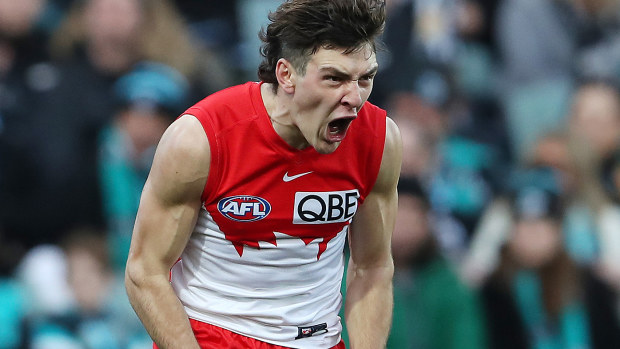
[125,115,209,349]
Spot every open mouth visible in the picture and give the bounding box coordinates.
[327,117,356,142]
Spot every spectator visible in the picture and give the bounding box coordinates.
[494,0,578,159]
[568,79,620,161]
[15,243,74,348]
[98,62,190,272]
[460,132,574,289]
[23,228,150,349]
[481,166,592,349]
[562,79,620,276]
[0,0,65,250]
[50,0,198,77]
[390,91,505,258]
[494,0,620,161]
[388,177,488,349]
[461,79,620,289]
[0,0,206,251]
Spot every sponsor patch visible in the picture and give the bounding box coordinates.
[295,323,328,339]
[293,190,359,224]
[218,195,271,222]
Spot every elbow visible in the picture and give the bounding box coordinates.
[124,254,172,297]
[350,255,394,283]
[380,257,395,282]
[372,255,394,280]
[386,257,395,277]
[125,256,147,297]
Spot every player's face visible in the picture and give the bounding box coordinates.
[290,45,378,154]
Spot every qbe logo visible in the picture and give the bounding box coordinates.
[293,189,359,224]
[218,195,271,222]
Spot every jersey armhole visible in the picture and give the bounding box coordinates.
[358,110,387,204]
[185,107,221,204]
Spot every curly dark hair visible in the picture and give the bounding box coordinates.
[257,0,386,90]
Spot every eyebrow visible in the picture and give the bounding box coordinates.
[318,65,379,79]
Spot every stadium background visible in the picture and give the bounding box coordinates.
[1,0,620,348]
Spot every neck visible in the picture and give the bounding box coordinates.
[261,83,309,149]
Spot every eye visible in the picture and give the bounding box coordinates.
[325,75,343,82]
[359,75,375,87]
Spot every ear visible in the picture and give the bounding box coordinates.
[275,58,296,94]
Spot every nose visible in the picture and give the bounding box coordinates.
[341,80,363,110]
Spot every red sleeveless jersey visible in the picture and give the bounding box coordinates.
[170,81,386,348]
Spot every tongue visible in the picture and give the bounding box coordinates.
[329,119,348,133]
[327,120,348,142]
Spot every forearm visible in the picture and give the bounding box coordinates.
[126,269,201,349]
[344,262,394,349]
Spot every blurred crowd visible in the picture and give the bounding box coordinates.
[1,0,620,348]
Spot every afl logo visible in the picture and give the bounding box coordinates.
[218,196,271,222]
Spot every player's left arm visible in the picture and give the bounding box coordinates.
[345,117,402,349]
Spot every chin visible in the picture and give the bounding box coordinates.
[314,141,341,154]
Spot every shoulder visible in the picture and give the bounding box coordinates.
[373,117,402,192]
[149,115,210,201]
[159,115,209,159]
[384,117,402,156]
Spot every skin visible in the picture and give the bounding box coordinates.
[0,0,44,37]
[346,117,400,349]
[125,45,401,348]
[125,115,207,349]
[83,0,142,74]
[264,44,379,154]
[67,248,112,314]
[569,84,620,158]
[508,219,562,269]
[117,108,170,161]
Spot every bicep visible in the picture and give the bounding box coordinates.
[127,115,210,276]
[348,117,402,267]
